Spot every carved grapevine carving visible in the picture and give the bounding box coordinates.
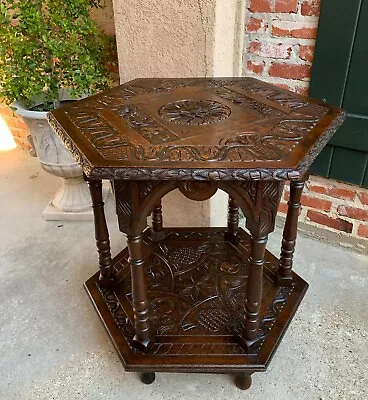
[97,230,294,356]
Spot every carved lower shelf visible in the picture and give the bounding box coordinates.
[84,228,308,374]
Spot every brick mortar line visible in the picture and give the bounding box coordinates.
[245,57,311,73]
[303,190,367,208]
[246,53,314,66]
[246,40,315,53]
[296,209,362,237]
[279,202,367,238]
[309,178,368,193]
[282,191,367,213]
[245,36,317,45]
[300,217,358,236]
[243,73,311,91]
[246,12,320,23]
[276,216,368,254]
[245,36,317,47]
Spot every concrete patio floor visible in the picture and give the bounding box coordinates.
[0,147,367,400]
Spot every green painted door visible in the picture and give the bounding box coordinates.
[309,0,368,187]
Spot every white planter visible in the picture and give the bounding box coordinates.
[13,99,95,220]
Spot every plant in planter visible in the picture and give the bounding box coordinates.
[0,0,115,219]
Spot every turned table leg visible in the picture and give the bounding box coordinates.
[225,197,239,243]
[88,179,115,288]
[127,233,154,352]
[245,235,268,344]
[278,180,305,286]
[151,200,165,241]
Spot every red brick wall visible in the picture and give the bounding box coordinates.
[245,0,321,95]
[244,0,368,244]
[0,103,30,150]
[279,177,368,241]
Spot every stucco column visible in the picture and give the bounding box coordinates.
[112,0,245,226]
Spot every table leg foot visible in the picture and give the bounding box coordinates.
[234,373,252,390]
[98,275,115,289]
[140,372,156,385]
[238,336,260,353]
[277,274,293,287]
[132,335,155,353]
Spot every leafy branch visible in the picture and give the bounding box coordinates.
[0,0,114,110]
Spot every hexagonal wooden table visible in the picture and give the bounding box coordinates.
[48,77,345,390]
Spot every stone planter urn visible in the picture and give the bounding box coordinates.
[13,100,95,220]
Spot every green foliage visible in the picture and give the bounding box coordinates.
[0,0,113,110]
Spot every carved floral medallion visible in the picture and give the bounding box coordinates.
[158,100,231,125]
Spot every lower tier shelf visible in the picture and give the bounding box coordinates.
[85,227,308,374]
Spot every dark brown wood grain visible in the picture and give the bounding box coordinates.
[48,77,346,181]
[244,235,268,346]
[127,233,154,352]
[151,201,165,242]
[225,197,239,243]
[84,228,308,373]
[88,179,115,288]
[51,77,339,390]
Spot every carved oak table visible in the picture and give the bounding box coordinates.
[48,77,345,390]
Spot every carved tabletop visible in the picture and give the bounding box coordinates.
[48,77,346,390]
[48,77,345,181]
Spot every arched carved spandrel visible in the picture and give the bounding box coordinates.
[129,181,179,235]
[240,181,258,205]
[118,178,282,240]
[114,180,172,235]
[138,181,162,203]
[219,181,283,238]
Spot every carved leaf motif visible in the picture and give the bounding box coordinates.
[159,100,231,125]
[118,104,180,144]
[209,86,284,118]
[259,182,283,236]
